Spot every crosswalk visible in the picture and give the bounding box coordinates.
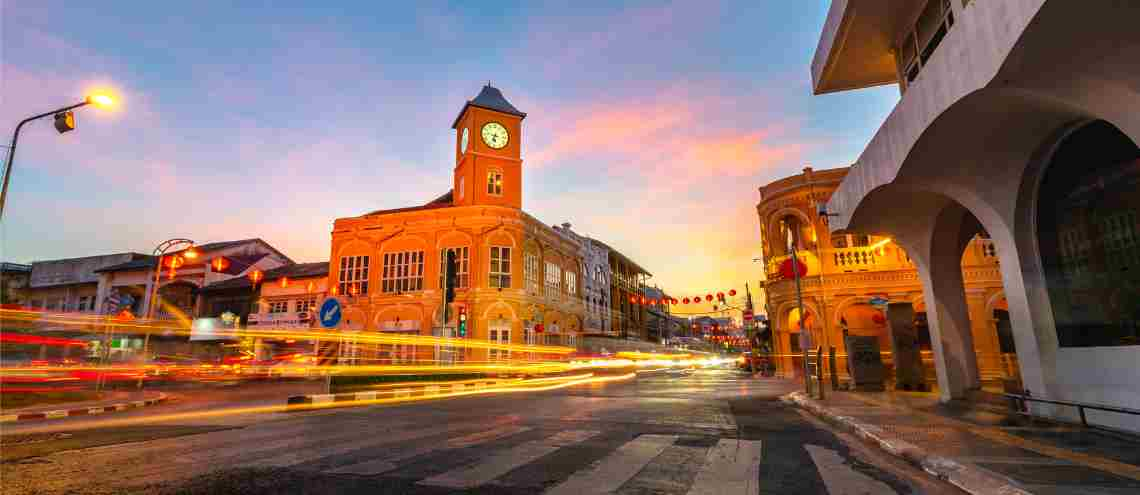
[216,424,903,494]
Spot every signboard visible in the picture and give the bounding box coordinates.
[318,298,341,328]
[869,296,889,306]
[248,312,312,328]
[844,335,885,391]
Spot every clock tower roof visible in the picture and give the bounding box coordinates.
[451,84,527,129]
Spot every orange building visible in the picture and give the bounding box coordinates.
[327,85,585,363]
[758,167,1015,390]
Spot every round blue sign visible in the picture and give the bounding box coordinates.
[318,297,342,328]
[868,296,889,307]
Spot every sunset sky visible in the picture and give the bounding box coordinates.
[1,1,897,311]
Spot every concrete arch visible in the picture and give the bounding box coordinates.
[380,233,429,252]
[436,230,474,249]
[481,300,518,321]
[484,229,517,248]
[335,239,372,260]
[984,290,1007,318]
[373,304,424,326]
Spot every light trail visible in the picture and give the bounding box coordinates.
[3,371,638,434]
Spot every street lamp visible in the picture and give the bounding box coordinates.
[1,94,116,219]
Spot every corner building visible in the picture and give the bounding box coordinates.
[328,86,585,362]
[758,167,1011,387]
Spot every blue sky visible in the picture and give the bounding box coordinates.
[1,1,897,302]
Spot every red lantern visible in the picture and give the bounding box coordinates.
[872,313,886,325]
[778,258,808,279]
[279,276,289,288]
[716,292,724,301]
[331,285,340,296]
[248,269,263,284]
[535,323,545,334]
[211,257,230,272]
[629,295,636,304]
[671,298,678,305]
[639,296,647,305]
[705,294,713,302]
[728,289,737,297]
[683,297,690,304]
[306,281,315,293]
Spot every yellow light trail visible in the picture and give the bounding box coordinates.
[1,309,575,354]
[5,371,638,434]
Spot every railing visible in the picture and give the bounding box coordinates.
[833,247,880,270]
[1005,393,1140,428]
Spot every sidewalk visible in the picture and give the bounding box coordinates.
[1,390,167,423]
[786,387,1140,494]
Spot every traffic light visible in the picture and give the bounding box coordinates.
[445,250,458,304]
[457,305,467,337]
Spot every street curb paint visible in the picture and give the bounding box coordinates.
[0,393,169,423]
[285,380,508,406]
[783,391,1034,495]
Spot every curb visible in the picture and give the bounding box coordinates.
[0,393,169,423]
[783,391,1033,495]
[287,379,508,406]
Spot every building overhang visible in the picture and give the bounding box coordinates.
[811,0,912,95]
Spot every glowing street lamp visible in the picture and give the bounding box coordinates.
[1,92,117,218]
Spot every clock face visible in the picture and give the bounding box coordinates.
[460,127,469,153]
[481,122,509,149]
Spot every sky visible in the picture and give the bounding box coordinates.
[1,1,898,313]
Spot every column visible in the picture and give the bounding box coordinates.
[914,254,981,400]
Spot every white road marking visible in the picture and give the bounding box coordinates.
[419,429,600,489]
[687,439,763,495]
[326,424,532,475]
[545,434,677,495]
[804,444,896,495]
[238,420,503,468]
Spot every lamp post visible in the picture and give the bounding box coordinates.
[137,239,196,390]
[1,94,115,219]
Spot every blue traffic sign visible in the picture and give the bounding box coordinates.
[318,297,342,328]
[868,296,889,306]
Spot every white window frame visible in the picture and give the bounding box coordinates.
[545,261,561,300]
[565,271,577,298]
[268,301,289,314]
[439,246,470,289]
[295,296,317,313]
[338,255,370,295]
[487,170,503,196]
[382,251,424,294]
[490,246,511,288]
[524,252,540,295]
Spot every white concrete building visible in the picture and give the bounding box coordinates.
[812,0,1140,430]
[552,222,612,336]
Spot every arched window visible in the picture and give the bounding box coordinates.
[777,215,806,255]
[1037,121,1140,347]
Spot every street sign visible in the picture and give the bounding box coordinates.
[869,296,889,306]
[319,297,341,328]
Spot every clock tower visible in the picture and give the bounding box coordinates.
[451,84,526,209]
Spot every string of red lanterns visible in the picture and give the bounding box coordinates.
[628,289,738,306]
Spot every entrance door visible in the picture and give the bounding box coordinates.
[489,320,511,361]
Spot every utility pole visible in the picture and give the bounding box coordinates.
[788,230,810,395]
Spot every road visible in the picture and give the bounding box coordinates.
[1,369,961,494]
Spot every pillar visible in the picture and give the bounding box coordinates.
[912,248,981,400]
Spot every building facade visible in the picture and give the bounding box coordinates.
[1,262,33,306]
[758,166,1010,386]
[811,0,1140,429]
[593,241,651,341]
[582,238,611,336]
[327,85,586,361]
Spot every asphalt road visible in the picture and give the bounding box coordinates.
[1,369,962,494]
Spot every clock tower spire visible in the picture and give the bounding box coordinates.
[451,84,526,209]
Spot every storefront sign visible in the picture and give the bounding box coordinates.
[844,335,885,391]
